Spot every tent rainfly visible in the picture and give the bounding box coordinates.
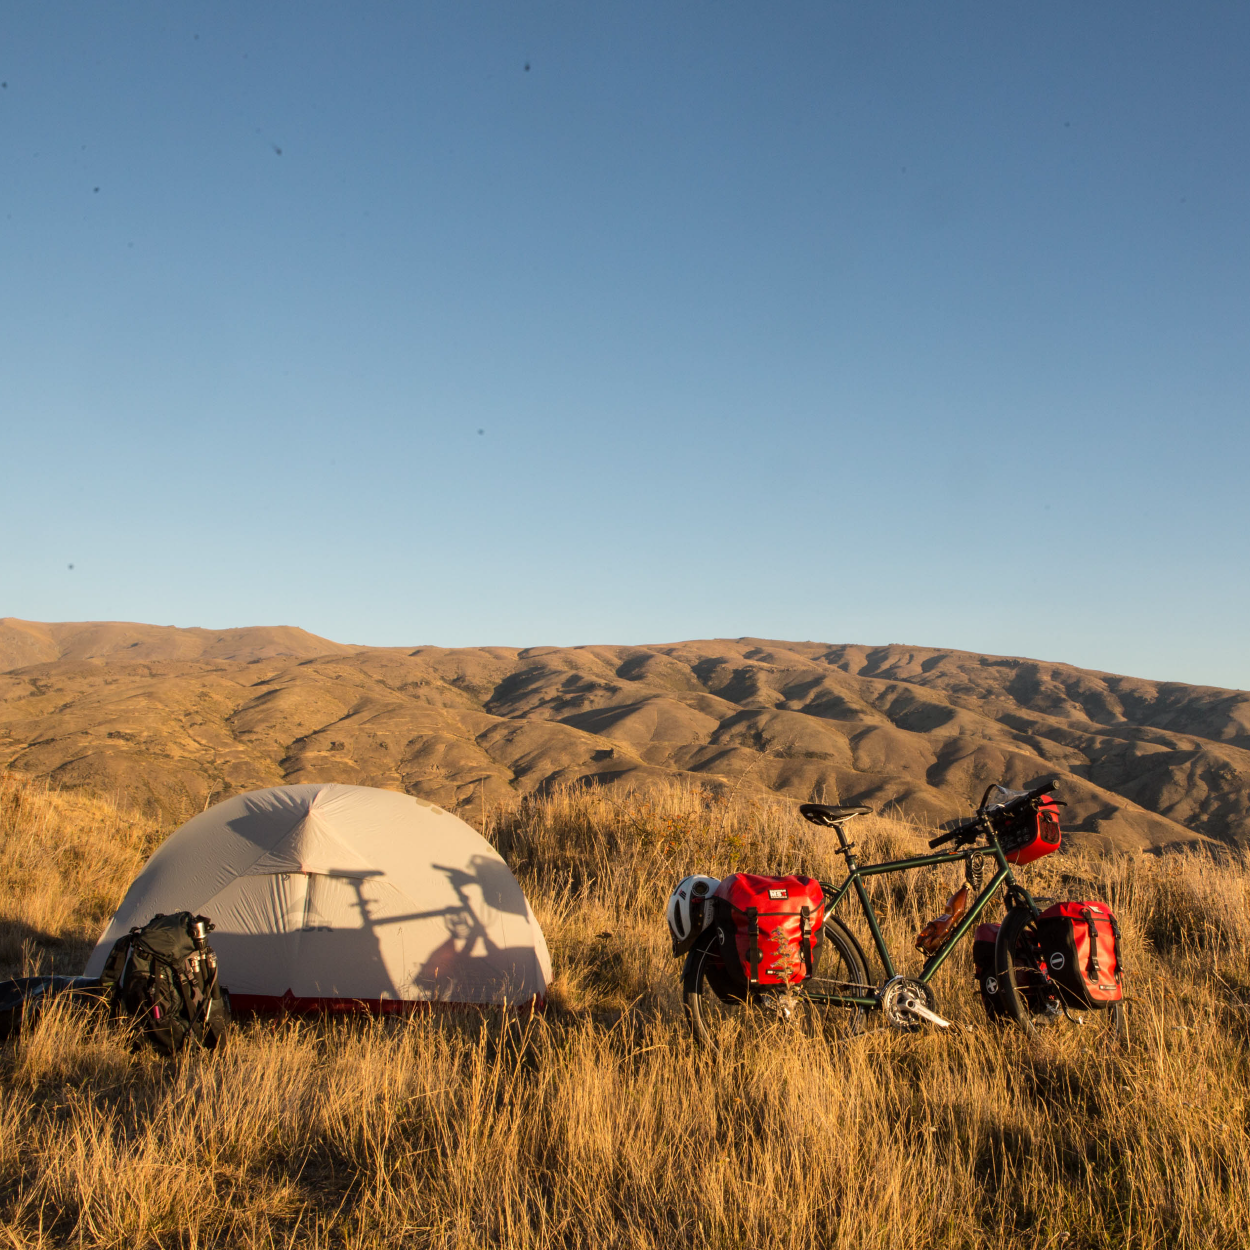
[84,784,552,1012]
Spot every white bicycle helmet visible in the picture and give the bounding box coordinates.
[666,875,721,956]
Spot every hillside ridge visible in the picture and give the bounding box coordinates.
[2,619,1247,851]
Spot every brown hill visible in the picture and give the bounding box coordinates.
[1,618,1247,852]
[0,618,350,670]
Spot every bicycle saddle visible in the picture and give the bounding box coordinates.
[799,803,872,827]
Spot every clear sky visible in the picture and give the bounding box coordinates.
[2,3,1248,688]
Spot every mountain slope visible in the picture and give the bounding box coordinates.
[1,620,1246,851]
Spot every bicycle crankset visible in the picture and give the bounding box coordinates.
[879,977,951,1030]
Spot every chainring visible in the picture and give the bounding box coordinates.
[879,976,940,1031]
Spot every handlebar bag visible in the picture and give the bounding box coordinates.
[1035,901,1123,1008]
[998,795,1063,866]
[711,874,825,991]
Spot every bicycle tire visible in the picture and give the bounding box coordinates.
[994,905,1127,1044]
[683,918,870,1052]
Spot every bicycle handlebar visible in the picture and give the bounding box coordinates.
[927,781,1057,850]
[927,821,980,850]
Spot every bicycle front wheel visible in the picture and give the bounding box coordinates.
[683,920,869,1052]
[994,906,1127,1044]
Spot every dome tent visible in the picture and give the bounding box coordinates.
[84,784,552,1012]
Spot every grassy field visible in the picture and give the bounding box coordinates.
[2,770,1249,1248]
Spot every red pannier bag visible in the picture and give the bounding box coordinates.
[712,874,825,991]
[971,922,1006,1019]
[972,920,1053,1019]
[998,794,1063,866]
[1035,901,1123,1008]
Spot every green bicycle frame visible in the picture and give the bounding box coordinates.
[802,832,1043,1009]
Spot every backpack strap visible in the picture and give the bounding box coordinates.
[1081,907,1103,979]
[100,934,133,987]
[118,943,136,991]
[172,964,197,1023]
[1109,911,1123,982]
[171,957,218,1044]
[746,906,761,988]
[200,962,219,1033]
[799,905,814,978]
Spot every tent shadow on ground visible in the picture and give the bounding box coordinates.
[0,919,69,977]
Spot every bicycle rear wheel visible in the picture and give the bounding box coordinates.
[683,920,869,1052]
[994,905,1127,1044]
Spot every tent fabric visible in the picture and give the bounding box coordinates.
[84,784,552,1011]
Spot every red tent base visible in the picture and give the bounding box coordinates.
[227,991,544,1018]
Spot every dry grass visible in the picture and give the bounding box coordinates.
[2,771,1250,1248]
[0,772,162,980]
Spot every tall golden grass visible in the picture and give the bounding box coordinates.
[2,770,1249,1248]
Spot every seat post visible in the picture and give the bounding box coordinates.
[832,820,859,869]
[798,803,871,868]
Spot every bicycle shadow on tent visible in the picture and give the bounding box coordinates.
[404,855,545,1004]
[208,853,543,1008]
[210,869,405,1006]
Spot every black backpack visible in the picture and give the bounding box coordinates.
[99,912,230,1056]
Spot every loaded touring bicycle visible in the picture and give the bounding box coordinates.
[667,781,1126,1049]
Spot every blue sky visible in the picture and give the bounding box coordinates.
[2,3,1248,688]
